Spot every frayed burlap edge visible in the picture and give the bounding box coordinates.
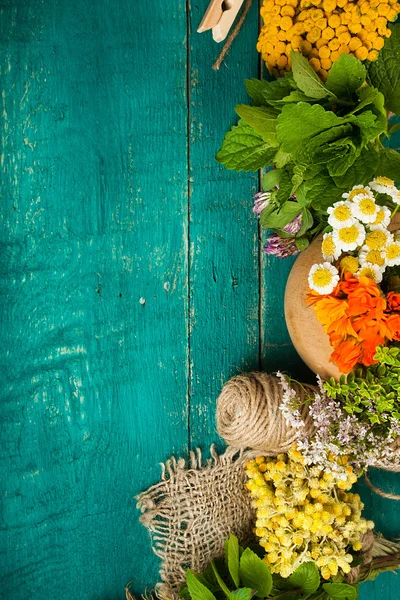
[128,445,257,600]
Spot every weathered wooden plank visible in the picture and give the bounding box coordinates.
[0,1,189,597]
[188,1,261,451]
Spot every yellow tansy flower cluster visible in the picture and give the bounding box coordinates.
[257,0,400,78]
[245,445,374,579]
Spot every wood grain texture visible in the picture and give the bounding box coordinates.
[1,1,189,597]
[1,2,400,599]
[188,0,261,451]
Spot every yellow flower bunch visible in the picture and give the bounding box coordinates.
[257,0,400,78]
[245,445,374,579]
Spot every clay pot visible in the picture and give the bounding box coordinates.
[284,214,400,380]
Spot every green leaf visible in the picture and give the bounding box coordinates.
[378,147,400,184]
[326,54,366,97]
[282,89,322,103]
[288,562,320,595]
[332,146,378,188]
[244,77,293,107]
[235,105,279,146]
[295,237,310,251]
[210,560,232,597]
[186,571,218,600]
[260,200,303,229]
[216,120,276,172]
[367,23,400,115]
[291,51,333,99]
[389,122,400,136]
[296,207,314,237]
[296,174,343,211]
[323,582,358,600]
[226,534,240,588]
[276,103,346,160]
[229,589,255,600]
[239,548,273,598]
[261,169,281,191]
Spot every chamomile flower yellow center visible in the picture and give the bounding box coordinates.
[327,202,354,228]
[357,263,383,283]
[348,187,370,201]
[359,247,385,267]
[370,206,391,229]
[385,242,400,266]
[308,262,339,294]
[321,233,340,261]
[340,256,359,274]
[322,235,336,256]
[332,222,365,251]
[364,229,391,250]
[370,177,399,201]
[375,176,394,187]
[333,205,351,221]
[313,269,334,287]
[351,196,378,224]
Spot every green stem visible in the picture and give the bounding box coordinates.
[392,204,399,220]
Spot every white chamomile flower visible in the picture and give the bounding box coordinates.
[327,201,354,229]
[370,177,400,204]
[332,222,366,251]
[321,232,342,263]
[358,245,386,268]
[342,184,374,202]
[356,263,384,283]
[369,205,391,230]
[384,241,400,267]
[308,262,340,295]
[364,227,393,250]
[350,194,378,224]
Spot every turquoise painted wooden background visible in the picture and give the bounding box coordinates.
[1,2,399,599]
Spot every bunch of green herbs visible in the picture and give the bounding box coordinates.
[217,25,400,251]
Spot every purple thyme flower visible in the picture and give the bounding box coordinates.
[253,191,271,216]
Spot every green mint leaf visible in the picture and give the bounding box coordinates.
[186,571,217,600]
[225,534,240,588]
[229,589,255,600]
[296,174,343,211]
[352,85,379,114]
[291,51,333,99]
[282,89,322,103]
[331,146,378,188]
[260,200,303,229]
[378,147,400,183]
[367,23,400,115]
[325,54,366,97]
[276,103,344,160]
[216,120,276,172]
[261,168,281,191]
[288,562,320,595]
[245,77,293,107]
[235,105,279,146]
[296,207,313,237]
[238,548,272,598]
[323,582,359,600]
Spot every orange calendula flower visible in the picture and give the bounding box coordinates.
[330,338,363,374]
[308,273,400,373]
[387,291,400,311]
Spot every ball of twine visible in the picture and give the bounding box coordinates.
[216,371,400,499]
[216,372,317,454]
